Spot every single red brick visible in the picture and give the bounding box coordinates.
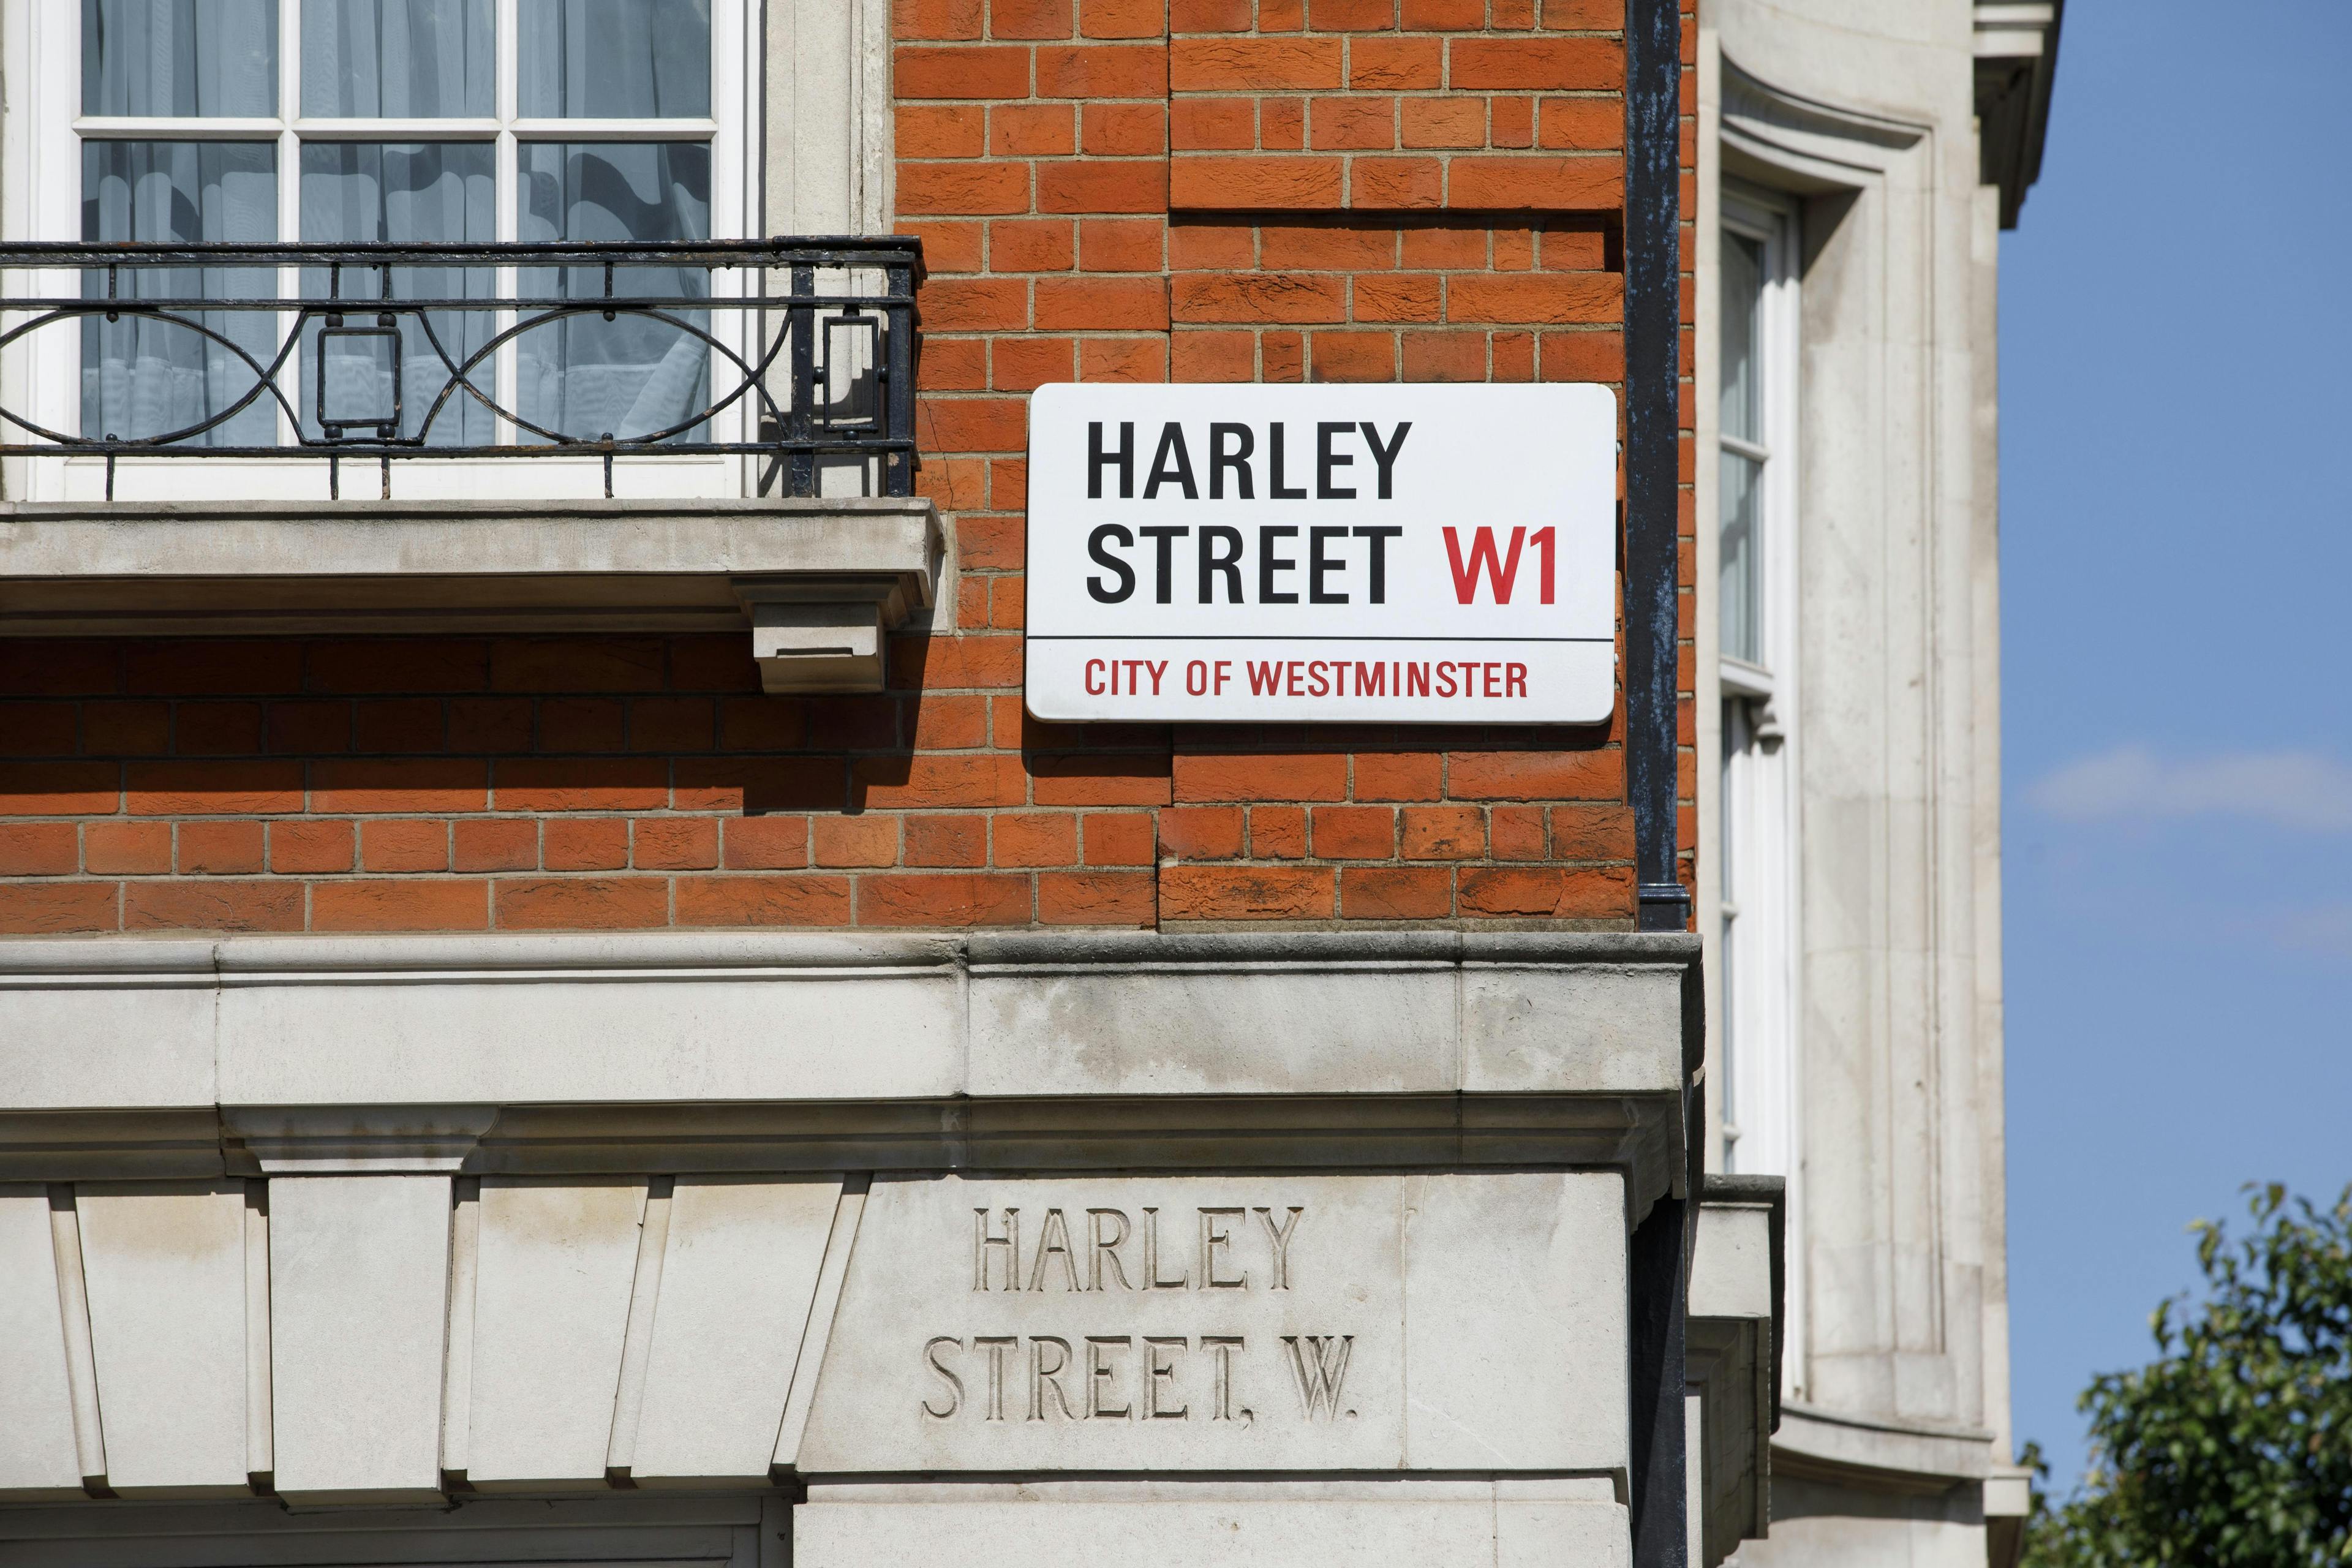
[494,757,668,812]
[1310,0,1393,26]
[452,818,538,872]
[1028,752,1174,806]
[0,882,117,933]
[910,693,993,750]
[1448,748,1621,800]
[897,45,1033,97]
[1539,96,1621,151]
[1488,803,1545,860]
[629,817,719,872]
[1446,154,1622,210]
[1079,217,1168,271]
[814,815,902,867]
[921,338,992,393]
[991,0,1072,38]
[304,638,487,696]
[895,0,986,39]
[1354,750,1444,801]
[1170,156,1344,211]
[1542,0,1618,24]
[0,703,78,758]
[0,822,78,875]
[124,641,302,696]
[1259,223,1396,270]
[898,218,987,273]
[1082,0,1164,36]
[1158,804,1244,859]
[353,823,444,870]
[1540,327,1623,381]
[899,103,987,158]
[1401,96,1486,148]
[1038,870,1155,925]
[84,821,172,875]
[309,758,485,815]
[630,698,716,754]
[1250,804,1308,858]
[1349,36,1442,88]
[349,698,444,754]
[925,277,1034,332]
[154,820,256,895]
[545,817,631,871]
[889,634,1027,692]
[539,698,627,753]
[1401,0,1480,25]
[1170,97,1255,151]
[1034,275,1169,330]
[1078,336,1168,382]
[1457,864,1633,918]
[1403,328,1488,380]
[994,812,1079,867]
[1170,36,1339,89]
[1493,328,1536,379]
[675,873,853,927]
[1550,802,1635,859]
[85,702,173,756]
[448,696,534,753]
[271,819,357,874]
[805,696,903,752]
[1400,804,1484,858]
[485,639,663,695]
[1490,95,1535,146]
[1490,0,1534,24]
[1310,804,1394,859]
[264,700,356,756]
[989,219,1077,274]
[1170,329,1257,381]
[1169,0,1250,27]
[1175,752,1349,802]
[723,816,811,870]
[0,643,119,698]
[919,398,1031,453]
[1447,36,1619,89]
[1170,270,1349,324]
[124,880,303,933]
[1351,156,1444,208]
[126,760,301,817]
[1035,42,1168,96]
[1310,96,1395,150]
[1158,864,1332,920]
[172,703,263,756]
[897,161,1035,216]
[1264,330,1306,380]
[494,876,669,931]
[1038,159,1171,216]
[903,814,989,867]
[2,761,119,814]
[992,102,1077,156]
[674,758,845,814]
[1083,102,1167,154]
[1082,812,1156,866]
[1310,329,1397,380]
[857,872,1033,926]
[309,880,490,933]
[1340,865,1452,918]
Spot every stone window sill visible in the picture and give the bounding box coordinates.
[0,496,942,694]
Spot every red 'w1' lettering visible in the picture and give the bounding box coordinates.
[1247,660,1282,695]
[1442,526,1555,605]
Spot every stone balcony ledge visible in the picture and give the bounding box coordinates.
[0,496,941,693]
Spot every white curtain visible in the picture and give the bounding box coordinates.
[83,0,278,116]
[301,0,494,118]
[82,141,278,447]
[300,141,497,443]
[518,0,712,118]
[516,142,712,443]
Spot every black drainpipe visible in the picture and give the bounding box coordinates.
[1624,0,1688,939]
[1623,2,1692,1566]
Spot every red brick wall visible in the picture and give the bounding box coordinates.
[0,0,1695,937]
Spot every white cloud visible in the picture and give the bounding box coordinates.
[2028,745,2352,833]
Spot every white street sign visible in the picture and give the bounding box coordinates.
[1021,382,1619,725]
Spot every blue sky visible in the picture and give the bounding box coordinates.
[1999,0,2352,1491]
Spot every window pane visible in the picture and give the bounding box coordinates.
[301,0,494,118]
[1719,448,1760,664]
[1720,232,1762,446]
[519,0,710,118]
[516,142,710,443]
[300,143,496,445]
[83,0,279,118]
[81,141,278,448]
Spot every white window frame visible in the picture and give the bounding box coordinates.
[1716,183,1801,1186]
[1,0,761,504]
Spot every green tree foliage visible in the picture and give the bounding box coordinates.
[2023,1184,2352,1567]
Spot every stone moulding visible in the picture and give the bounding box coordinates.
[0,496,942,693]
[0,929,1702,1204]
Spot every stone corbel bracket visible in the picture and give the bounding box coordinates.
[734,570,931,695]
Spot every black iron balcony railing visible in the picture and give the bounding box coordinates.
[0,236,921,500]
